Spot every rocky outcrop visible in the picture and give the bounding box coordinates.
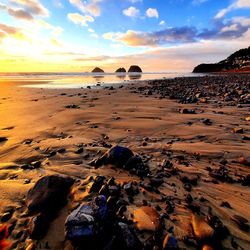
[128,65,142,73]
[115,68,126,73]
[92,67,104,73]
[193,46,250,73]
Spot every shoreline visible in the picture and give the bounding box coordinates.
[0,74,249,249]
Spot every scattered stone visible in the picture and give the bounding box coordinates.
[0,137,8,143]
[238,156,250,166]
[191,214,214,241]
[162,234,178,250]
[220,201,232,209]
[26,175,74,214]
[133,206,161,232]
[232,127,243,134]
[1,212,13,222]
[231,215,249,232]
[180,108,196,114]
[65,104,80,109]
[65,195,109,246]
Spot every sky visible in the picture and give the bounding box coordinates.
[0,0,249,72]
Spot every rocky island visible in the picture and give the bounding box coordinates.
[193,47,250,73]
[91,67,104,73]
[115,67,126,73]
[128,65,142,73]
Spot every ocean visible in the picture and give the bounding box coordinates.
[0,72,205,89]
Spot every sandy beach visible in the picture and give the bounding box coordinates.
[0,74,249,250]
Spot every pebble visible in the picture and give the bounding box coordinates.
[231,215,249,232]
[162,234,178,249]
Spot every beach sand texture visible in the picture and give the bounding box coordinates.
[0,75,249,249]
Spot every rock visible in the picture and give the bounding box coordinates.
[30,161,41,168]
[162,234,178,249]
[1,212,13,222]
[202,245,215,250]
[220,201,232,209]
[65,195,108,244]
[232,127,243,133]
[231,215,249,231]
[128,65,142,73]
[180,108,196,114]
[92,67,104,73]
[238,156,250,166]
[191,214,214,241]
[115,68,126,73]
[28,213,49,240]
[0,137,8,143]
[245,116,250,121]
[118,222,142,249]
[94,145,134,168]
[65,104,80,109]
[133,206,161,232]
[26,175,74,214]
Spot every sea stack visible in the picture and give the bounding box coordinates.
[115,67,126,73]
[92,67,104,73]
[128,65,142,73]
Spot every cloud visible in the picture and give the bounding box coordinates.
[215,0,250,19]
[159,20,165,26]
[0,23,20,35]
[67,13,94,26]
[103,16,250,47]
[192,0,208,5]
[146,8,159,18]
[123,6,140,18]
[69,0,103,17]
[103,27,197,47]
[10,0,49,17]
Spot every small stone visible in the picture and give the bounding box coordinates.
[0,137,8,142]
[1,211,13,222]
[31,161,41,168]
[75,147,84,154]
[232,128,243,134]
[162,234,178,250]
[220,201,232,209]
[238,156,250,166]
[231,215,249,232]
[191,214,214,241]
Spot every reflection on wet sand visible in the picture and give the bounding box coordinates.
[128,73,142,80]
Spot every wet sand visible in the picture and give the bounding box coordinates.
[0,75,249,249]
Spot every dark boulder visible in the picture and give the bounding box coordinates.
[128,65,142,73]
[26,175,74,214]
[94,145,134,168]
[92,67,104,73]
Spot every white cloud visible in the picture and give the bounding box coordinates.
[10,0,49,17]
[69,0,103,17]
[159,20,165,26]
[123,6,140,18]
[128,0,142,3]
[67,13,94,26]
[215,0,250,19]
[146,8,159,18]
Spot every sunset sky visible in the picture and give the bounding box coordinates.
[0,0,249,72]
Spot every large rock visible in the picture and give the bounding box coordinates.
[94,145,134,168]
[26,175,74,214]
[92,67,104,73]
[115,67,126,73]
[65,195,109,246]
[133,206,161,232]
[128,65,142,73]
